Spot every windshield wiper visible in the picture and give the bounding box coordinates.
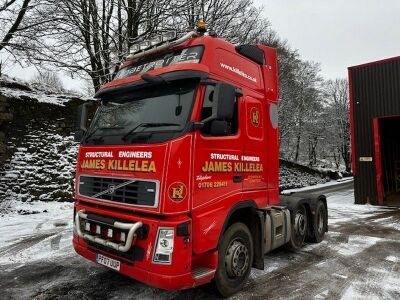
[84,126,124,143]
[122,123,180,141]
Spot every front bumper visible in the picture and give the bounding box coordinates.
[73,238,196,290]
[72,203,215,290]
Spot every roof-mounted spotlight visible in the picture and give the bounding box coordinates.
[139,40,151,51]
[162,31,177,42]
[130,44,140,53]
[150,35,163,46]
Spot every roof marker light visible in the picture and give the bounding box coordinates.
[197,20,207,29]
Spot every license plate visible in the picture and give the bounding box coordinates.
[96,253,120,271]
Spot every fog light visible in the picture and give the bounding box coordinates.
[120,232,126,242]
[153,227,174,264]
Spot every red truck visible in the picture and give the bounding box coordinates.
[73,23,328,297]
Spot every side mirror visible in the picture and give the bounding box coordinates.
[202,83,236,123]
[213,83,236,120]
[74,102,92,142]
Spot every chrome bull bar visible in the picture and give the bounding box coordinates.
[74,210,143,253]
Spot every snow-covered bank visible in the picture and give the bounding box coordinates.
[281,177,354,194]
[279,162,331,190]
[0,74,86,106]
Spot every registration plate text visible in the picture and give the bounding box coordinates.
[96,253,120,271]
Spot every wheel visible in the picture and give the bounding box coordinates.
[310,201,327,243]
[214,223,253,297]
[286,204,308,251]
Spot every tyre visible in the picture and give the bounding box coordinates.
[214,223,254,298]
[286,204,308,251]
[309,201,327,243]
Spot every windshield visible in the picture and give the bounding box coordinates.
[84,80,198,145]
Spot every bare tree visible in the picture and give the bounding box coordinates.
[0,0,32,53]
[324,78,351,172]
[19,0,180,90]
[0,0,57,54]
[30,71,64,93]
[14,0,270,91]
[171,0,268,44]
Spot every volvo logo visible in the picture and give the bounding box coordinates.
[91,180,136,199]
[107,184,116,195]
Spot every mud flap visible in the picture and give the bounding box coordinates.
[252,210,265,270]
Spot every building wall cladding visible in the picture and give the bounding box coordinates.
[349,57,400,205]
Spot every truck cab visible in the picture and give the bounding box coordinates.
[73,25,328,297]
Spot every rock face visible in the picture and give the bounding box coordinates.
[0,95,13,163]
[0,76,88,209]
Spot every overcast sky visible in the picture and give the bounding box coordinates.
[2,0,400,92]
[260,0,400,79]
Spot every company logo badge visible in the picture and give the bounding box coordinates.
[251,107,260,127]
[168,182,187,202]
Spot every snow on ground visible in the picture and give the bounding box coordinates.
[0,201,73,269]
[0,181,399,300]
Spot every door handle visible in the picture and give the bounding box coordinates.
[233,175,243,183]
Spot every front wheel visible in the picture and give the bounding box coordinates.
[214,223,253,297]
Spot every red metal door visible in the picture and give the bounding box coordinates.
[373,118,384,205]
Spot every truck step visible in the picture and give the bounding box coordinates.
[192,267,215,279]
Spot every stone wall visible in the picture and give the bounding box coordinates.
[0,95,13,163]
[0,89,87,210]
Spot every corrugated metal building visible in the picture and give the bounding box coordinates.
[349,57,400,205]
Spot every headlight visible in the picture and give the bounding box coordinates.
[153,227,174,264]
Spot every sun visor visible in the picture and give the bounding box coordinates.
[94,70,208,99]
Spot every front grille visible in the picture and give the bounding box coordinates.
[79,175,158,207]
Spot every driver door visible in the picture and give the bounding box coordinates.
[192,84,244,209]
